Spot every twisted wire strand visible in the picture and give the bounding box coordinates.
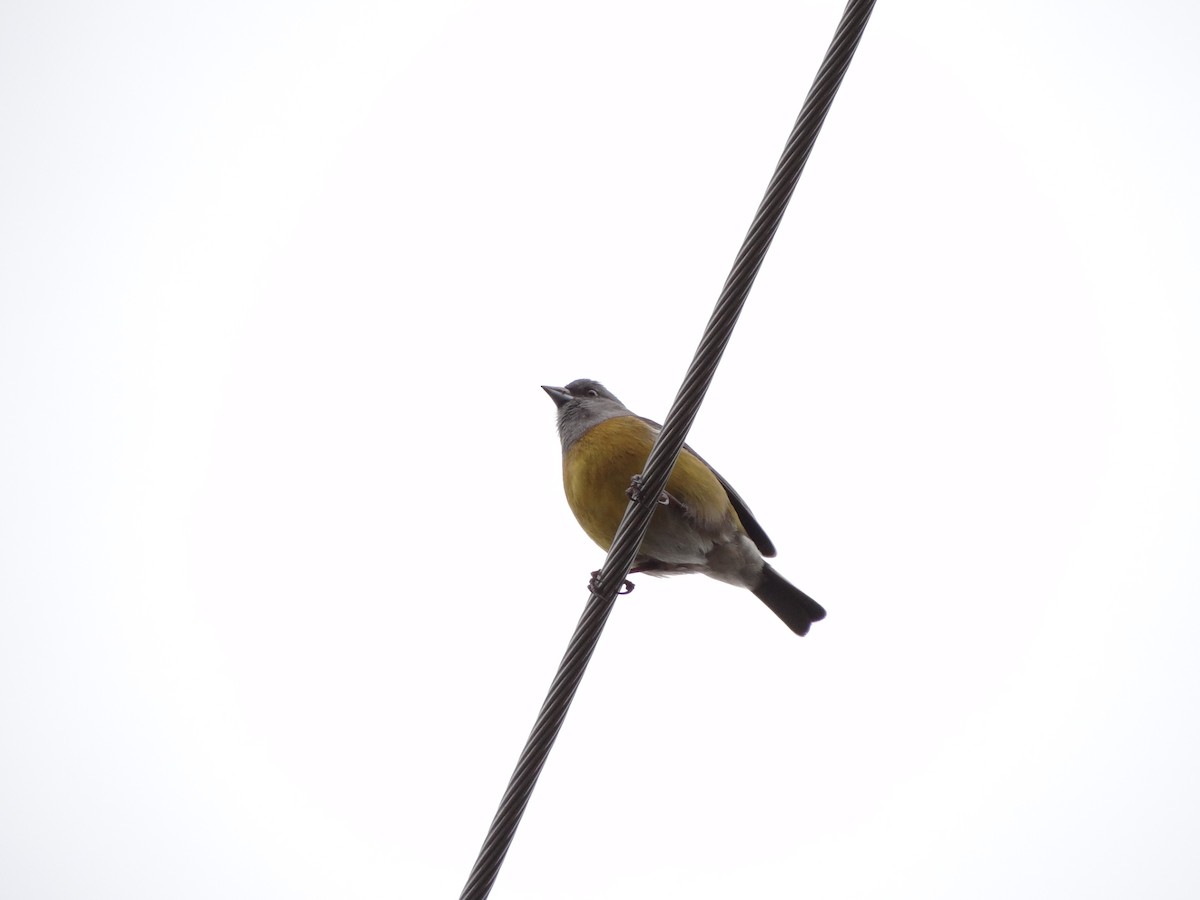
[459,2,875,897]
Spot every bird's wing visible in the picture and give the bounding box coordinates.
[637,416,777,559]
[706,466,777,558]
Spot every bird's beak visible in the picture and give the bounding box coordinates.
[541,385,572,408]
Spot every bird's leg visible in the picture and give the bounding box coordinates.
[589,570,635,595]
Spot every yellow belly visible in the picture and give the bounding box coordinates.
[562,416,737,550]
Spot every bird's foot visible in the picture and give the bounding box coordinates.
[589,570,635,595]
[626,475,670,506]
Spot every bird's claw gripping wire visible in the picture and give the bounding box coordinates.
[589,570,635,596]
[626,474,670,506]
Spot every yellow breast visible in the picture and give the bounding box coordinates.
[562,416,738,550]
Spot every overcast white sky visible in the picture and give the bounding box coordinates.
[3,1,1199,898]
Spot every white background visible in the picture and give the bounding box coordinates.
[3,1,1199,898]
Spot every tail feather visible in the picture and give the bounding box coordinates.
[751,564,826,636]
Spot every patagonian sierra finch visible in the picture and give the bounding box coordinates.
[543,379,825,636]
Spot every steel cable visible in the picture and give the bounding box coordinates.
[458,2,876,896]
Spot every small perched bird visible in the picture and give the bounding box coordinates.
[542,379,825,636]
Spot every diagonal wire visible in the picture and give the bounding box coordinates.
[458,2,876,897]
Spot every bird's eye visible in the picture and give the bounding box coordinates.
[587,389,599,397]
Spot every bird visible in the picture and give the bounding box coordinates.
[542,378,825,636]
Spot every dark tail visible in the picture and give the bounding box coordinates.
[751,564,826,637]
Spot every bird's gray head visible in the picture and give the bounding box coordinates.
[541,379,631,451]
